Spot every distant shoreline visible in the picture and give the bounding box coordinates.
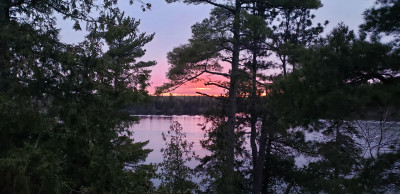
[131,114,205,117]
[126,96,217,115]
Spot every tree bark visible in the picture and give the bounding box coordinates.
[0,1,10,92]
[249,4,271,193]
[253,116,269,194]
[263,135,273,193]
[334,120,342,179]
[250,52,260,193]
[222,0,241,193]
[249,7,265,192]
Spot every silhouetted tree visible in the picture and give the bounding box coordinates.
[0,1,156,193]
[157,122,198,193]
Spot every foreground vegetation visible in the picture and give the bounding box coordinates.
[0,0,399,193]
[0,0,156,193]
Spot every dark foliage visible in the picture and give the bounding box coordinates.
[0,0,156,193]
[127,96,218,115]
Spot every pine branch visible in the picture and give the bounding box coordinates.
[198,0,235,13]
[204,81,229,90]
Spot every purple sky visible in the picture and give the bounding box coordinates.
[58,0,376,95]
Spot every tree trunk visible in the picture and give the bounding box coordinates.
[0,0,9,24]
[334,121,342,179]
[282,56,287,77]
[0,1,10,92]
[249,9,267,191]
[282,9,291,77]
[250,4,259,191]
[263,136,273,193]
[222,0,241,193]
[250,57,260,193]
[253,116,269,194]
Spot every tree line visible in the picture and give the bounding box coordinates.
[0,0,399,193]
[129,96,400,120]
[127,96,218,115]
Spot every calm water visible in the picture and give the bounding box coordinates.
[128,115,400,188]
[129,115,208,166]
[129,116,400,164]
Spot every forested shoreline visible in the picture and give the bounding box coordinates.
[127,96,218,115]
[128,96,400,122]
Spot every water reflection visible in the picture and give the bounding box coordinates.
[129,115,208,167]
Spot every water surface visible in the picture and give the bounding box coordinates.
[129,115,208,166]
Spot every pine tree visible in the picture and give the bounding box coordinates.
[0,1,156,193]
[269,22,399,192]
[157,122,197,194]
[158,0,246,191]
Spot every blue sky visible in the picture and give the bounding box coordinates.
[58,0,376,94]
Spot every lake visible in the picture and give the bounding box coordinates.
[129,115,209,167]
[129,115,209,187]
[128,115,400,189]
[129,115,400,165]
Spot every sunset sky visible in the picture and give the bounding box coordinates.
[59,0,376,95]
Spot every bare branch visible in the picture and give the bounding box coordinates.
[203,69,230,77]
[198,0,235,13]
[205,82,229,90]
[196,92,226,100]
[221,58,233,64]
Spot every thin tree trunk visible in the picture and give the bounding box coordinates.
[250,4,260,192]
[284,182,294,194]
[334,121,342,179]
[250,40,260,194]
[0,1,9,24]
[263,136,273,193]
[0,1,10,92]
[253,117,269,194]
[282,9,291,77]
[282,56,287,77]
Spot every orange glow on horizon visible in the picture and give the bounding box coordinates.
[149,74,228,96]
[156,93,223,96]
[195,87,211,90]
[149,81,271,97]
